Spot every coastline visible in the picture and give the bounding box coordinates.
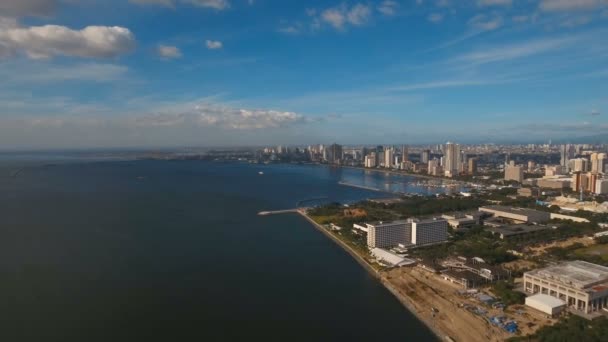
[338,164,467,185]
[296,210,446,341]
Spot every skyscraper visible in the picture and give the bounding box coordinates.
[384,147,394,169]
[560,144,575,172]
[421,149,430,164]
[591,153,607,174]
[468,158,478,175]
[443,142,461,177]
[401,145,409,163]
[326,143,343,165]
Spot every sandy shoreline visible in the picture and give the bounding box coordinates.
[296,210,447,341]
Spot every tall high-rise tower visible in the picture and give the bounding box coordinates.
[443,142,461,177]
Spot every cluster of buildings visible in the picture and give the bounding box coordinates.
[511,145,608,195]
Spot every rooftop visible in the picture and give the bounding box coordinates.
[480,205,548,217]
[487,224,550,237]
[527,261,608,290]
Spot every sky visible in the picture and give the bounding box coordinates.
[0,0,607,149]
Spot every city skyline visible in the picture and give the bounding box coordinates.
[0,0,607,149]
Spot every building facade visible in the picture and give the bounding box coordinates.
[524,261,608,315]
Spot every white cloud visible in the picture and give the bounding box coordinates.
[477,0,512,7]
[0,21,135,59]
[320,3,371,30]
[377,0,399,16]
[157,44,181,59]
[129,0,175,7]
[0,0,57,18]
[205,39,223,49]
[540,0,607,12]
[184,0,230,10]
[1,62,129,82]
[455,36,575,65]
[428,13,444,23]
[131,0,230,9]
[135,103,306,129]
[468,13,503,31]
[277,24,301,34]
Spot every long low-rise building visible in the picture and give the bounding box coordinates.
[370,248,416,267]
[524,261,608,316]
[479,205,551,224]
[487,224,551,240]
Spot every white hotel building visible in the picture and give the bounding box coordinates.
[365,218,448,249]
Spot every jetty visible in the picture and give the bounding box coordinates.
[257,209,299,216]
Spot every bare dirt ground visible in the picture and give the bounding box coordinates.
[525,236,595,257]
[383,268,556,342]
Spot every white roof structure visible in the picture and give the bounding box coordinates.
[370,248,415,267]
[525,294,566,315]
[529,261,608,290]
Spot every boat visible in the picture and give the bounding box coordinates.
[258,171,264,175]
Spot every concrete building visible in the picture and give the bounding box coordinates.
[401,145,409,163]
[505,164,524,183]
[443,142,461,177]
[537,177,571,189]
[411,218,448,246]
[524,261,608,315]
[596,179,608,195]
[468,158,478,175]
[591,153,607,174]
[366,221,409,248]
[525,294,566,316]
[487,224,551,240]
[441,212,483,230]
[384,147,394,169]
[545,166,563,177]
[570,158,589,173]
[365,218,448,248]
[528,161,536,172]
[326,143,343,165]
[518,187,540,197]
[364,153,376,168]
[571,172,589,192]
[560,144,575,172]
[421,149,430,164]
[479,206,551,224]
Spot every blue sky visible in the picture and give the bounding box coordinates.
[0,0,607,149]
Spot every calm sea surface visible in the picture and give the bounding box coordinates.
[0,159,447,341]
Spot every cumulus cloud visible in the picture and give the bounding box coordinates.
[157,44,181,59]
[477,0,512,6]
[468,13,503,31]
[0,0,57,18]
[540,0,607,12]
[320,3,371,30]
[0,21,135,59]
[205,39,223,49]
[377,1,399,16]
[136,103,306,129]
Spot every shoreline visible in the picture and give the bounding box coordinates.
[338,164,467,185]
[296,210,446,341]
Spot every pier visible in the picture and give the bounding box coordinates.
[257,209,299,216]
[338,181,385,192]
